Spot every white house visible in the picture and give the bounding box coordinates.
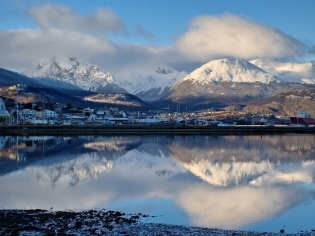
[20,109,36,120]
[36,109,58,120]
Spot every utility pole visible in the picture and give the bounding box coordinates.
[42,101,45,120]
[16,136,19,169]
[16,84,19,125]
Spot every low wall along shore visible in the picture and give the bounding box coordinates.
[0,125,314,135]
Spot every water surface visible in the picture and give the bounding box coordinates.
[0,134,315,233]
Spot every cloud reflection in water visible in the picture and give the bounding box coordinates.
[0,135,315,231]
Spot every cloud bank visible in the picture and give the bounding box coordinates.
[0,5,312,74]
[27,4,124,33]
[175,14,306,62]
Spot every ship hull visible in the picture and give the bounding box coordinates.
[289,117,315,125]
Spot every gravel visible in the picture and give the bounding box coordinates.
[1,209,314,236]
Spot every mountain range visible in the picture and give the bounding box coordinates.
[24,57,187,101]
[24,57,126,93]
[154,58,315,111]
[0,68,154,110]
[2,56,315,113]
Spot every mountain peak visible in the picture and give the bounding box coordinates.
[180,57,275,85]
[24,57,188,100]
[155,66,175,74]
[24,57,127,93]
[114,64,187,101]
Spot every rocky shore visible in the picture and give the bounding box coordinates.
[1,209,315,236]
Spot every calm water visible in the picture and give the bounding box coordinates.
[0,134,315,233]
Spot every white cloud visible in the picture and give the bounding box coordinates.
[27,4,124,33]
[176,185,304,229]
[0,4,173,73]
[0,8,311,74]
[175,14,306,62]
[0,28,114,69]
[0,27,174,74]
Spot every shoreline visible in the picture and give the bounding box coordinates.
[0,209,312,236]
[0,124,315,136]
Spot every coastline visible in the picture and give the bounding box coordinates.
[1,209,313,236]
[0,124,315,136]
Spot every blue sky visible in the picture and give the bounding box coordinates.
[0,0,315,72]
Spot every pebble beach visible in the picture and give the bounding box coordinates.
[1,209,315,236]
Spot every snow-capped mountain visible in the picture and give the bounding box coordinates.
[178,58,275,85]
[250,58,315,84]
[21,56,315,110]
[114,65,187,101]
[24,57,187,101]
[24,57,127,93]
[154,58,315,110]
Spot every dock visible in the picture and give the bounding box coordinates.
[0,125,314,135]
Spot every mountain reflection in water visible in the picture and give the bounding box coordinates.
[0,135,315,233]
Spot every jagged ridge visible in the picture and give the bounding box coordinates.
[24,57,127,93]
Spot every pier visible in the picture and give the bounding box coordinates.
[0,125,314,135]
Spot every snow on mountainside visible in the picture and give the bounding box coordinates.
[24,57,187,101]
[179,58,275,85]
[115,65,187,101]
[250,58,315,84]
[84,93,153,109]
[155,57,315,111]
[24,57,126,93]
[29,138,186,186]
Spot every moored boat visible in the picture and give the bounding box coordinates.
[289,112,315,125]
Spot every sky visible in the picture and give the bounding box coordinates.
[0,0,315,74]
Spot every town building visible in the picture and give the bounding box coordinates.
[36,109,58,120]
[20,109,37,120]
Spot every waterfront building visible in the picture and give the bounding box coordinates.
[20,109,36,120]
[36,109,58,120]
